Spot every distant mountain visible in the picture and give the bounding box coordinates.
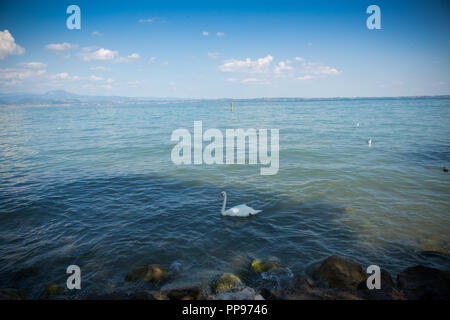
[43,90,82,99]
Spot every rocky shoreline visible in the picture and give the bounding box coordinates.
[1,255,449,300]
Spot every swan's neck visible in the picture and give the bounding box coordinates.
[221,193,227,215]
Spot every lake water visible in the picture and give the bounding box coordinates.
[0,97,449,298]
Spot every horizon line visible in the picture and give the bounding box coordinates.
[1,90,449,101]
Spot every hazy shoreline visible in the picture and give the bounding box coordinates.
[0,90,449,107]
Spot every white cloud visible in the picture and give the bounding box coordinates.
[91,31,103,36]
[0,68,45,80]
[0,30,25,59]
[208,52,220,59]
[220,54,339,84]
[2,79,22,86]
[240,78,258,83]
[115,53,140,63]
[50,72,72,80]
[0,61,46,87]
[78,47,118,61]
[300,62,340,76]
[91,66,111,71]
[45,42,77,51]
[216,32,225,37]
[202,31,209,36]
[148,57,156,63]
[227,76,270,85]
[18,62,47,69]
[89,75,104,81]
[297,75,316,81]
[139,18,153,23]
[274,60,293,75]
[128,53,140,59]
[48,73,113,86]
[219,55,273,74]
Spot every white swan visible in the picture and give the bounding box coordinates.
[219,191,261,217]
[367,138,372,147]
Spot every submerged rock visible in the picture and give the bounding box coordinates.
[397,266,450,300]
[145,265,166,282]
[13,266,40,281]
[251,259,279,273]
[215,273,242,293]
[125,264,167,282]
[276,275,362,300]
[43,283,66,298]
[315,256,365,290]
[125,266,148,282]
[163,286,204,300]
[0,288,28,300]
[214,286,264,300]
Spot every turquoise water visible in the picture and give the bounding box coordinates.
[0,97,449,297]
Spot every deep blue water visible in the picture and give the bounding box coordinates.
[0,97,449,298]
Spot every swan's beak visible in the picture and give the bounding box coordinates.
[219,194,223,198]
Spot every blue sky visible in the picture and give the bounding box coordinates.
[0,0,449,98]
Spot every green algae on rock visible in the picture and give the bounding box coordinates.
[215,273,242,293]
[43,283,66,298]
[125,264,167,282]
[315,256,365,290]
[251,258,279,273]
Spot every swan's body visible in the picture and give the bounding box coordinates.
[219,191,261,217]
[367,138,372,146]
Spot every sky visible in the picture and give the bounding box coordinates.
[0,0,449,98]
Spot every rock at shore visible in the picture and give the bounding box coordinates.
[315,256,365,290]
[357,268,405,300]
[0,288,28,300]
[358,268,395,290]
[276,275,363,300]
[214,286,264,300]
[251,259,279,273]
[215,273,242,293]
[397,266,450,300]
[163,286,204,300]
[43,283,66,298]
[125,264,167,282]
